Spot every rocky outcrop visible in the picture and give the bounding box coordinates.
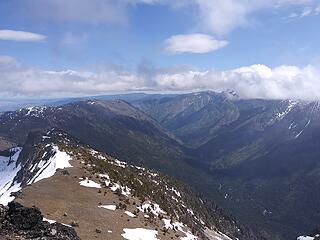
[0,202,80,240]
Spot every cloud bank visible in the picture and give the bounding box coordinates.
[1,56,320,101]
[0,29,47,42]
[164,34,228,54]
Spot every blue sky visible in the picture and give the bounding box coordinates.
[0,0,320,100]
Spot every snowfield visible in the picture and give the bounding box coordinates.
[28,145,72,184]
[0,145,73,206]
[0,147,22,205]
[121,228,159,240]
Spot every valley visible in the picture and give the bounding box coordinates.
[0,91,319,240]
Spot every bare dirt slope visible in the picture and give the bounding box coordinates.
[16,155,186,240]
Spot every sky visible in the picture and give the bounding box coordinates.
[0,0,320,100]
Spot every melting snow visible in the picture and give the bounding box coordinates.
[28,145,72,184]
[204,228,233,240]
[114,159,127,168]
[110,182,131,196]
[289,122,296,130]
[138,202,166,216]
[181,232,198,240]
[171,187,181,197]
[0,145,73,205]
[43,217,56,224]
[125,211,136,217]
[162,219,198,240]
[0,147,22,205]
[276,100,298,119]
[297,237,315,240]
[294,120,311,139]
[79,178,101,188]
[99,174,111,186]
[121,228,159,240]
[99,205,117,211]
[25,106,47,117]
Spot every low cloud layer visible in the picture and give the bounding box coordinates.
[164,34,228,54]
[1,56,320,101]
[0,29,47,42]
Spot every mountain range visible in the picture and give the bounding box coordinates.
[1,91,320,240]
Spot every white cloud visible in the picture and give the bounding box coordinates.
[288,4,320,18]
[4,0,319,33]
[0,29,47,42]
[300,7,313,17]
[193,0,320,35]
[164,34,228,54]
[1,56,320,100]
[152,64,320,100]
[152,0,319,35]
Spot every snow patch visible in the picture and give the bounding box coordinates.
[162,219,198,240]
[99,205,117,211]
[110,182,131,196]
[276,100,298,119]
[181,232,198,240]
[297,237,315,240]
[121,228,159,240]
[125,211,136,218]
[138,202,166,216]
[25,106,47,117]
[79,178,101,189]
[43,217,56,224]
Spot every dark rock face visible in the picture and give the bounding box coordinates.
[0,202,80,240]
[8,202,43,230]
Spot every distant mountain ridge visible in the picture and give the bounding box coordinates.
[1,91,320,239]
[133,91,320,239]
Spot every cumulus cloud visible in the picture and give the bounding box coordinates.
[0,29,47,42]
[1,56,320,100]
[164,34,228,54]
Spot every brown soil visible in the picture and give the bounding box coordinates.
[16,156,184,240]
[0,137,15,151]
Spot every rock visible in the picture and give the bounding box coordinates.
[95,228,102,233]
[7,201,42,230]
[0,202,80,240]
[50,228,57,235]
[70,220,79,227]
